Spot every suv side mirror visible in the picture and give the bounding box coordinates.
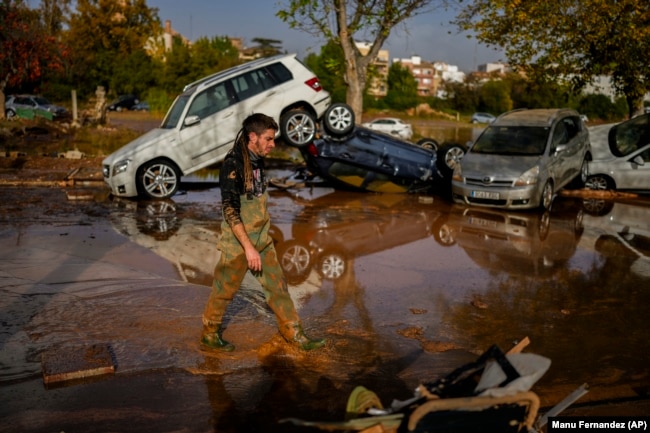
[184,115,201,127]
[632,155,645,166]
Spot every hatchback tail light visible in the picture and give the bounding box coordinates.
[305,77,322,92]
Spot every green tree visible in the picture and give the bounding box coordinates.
[63,0,159,97]
[478,80,512,114]
[455,0,650,118]
[157,36,194,94]
[443,78,479,113]
[39,0,71,35]
[250,37,283,57]
[278,0,446,119]
[384,62,418,110]
[304,40,347,103]
[1,0,67,118]
[156,35,240,95]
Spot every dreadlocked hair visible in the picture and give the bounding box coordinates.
[233,113,279,195]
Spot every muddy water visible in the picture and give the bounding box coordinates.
[1,168,649,430]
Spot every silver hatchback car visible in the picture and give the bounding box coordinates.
[452,108,591,210]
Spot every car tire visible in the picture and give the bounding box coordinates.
[323,103,355,137]
[568,156,590,189]
[432,218,455,247]
[137,159,181,200]
[136,200,179,240]
[276,239,312,285]
[581,198,614,216]
[6,109,16,118]
[317,250,346,280]
[585,174,615,191]
[538,211,551,241]
[437,142,466,178]
[280,109,317,148]
[417,138,439,151]
[540,180,554,210]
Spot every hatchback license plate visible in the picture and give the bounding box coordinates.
[471,190,499,200]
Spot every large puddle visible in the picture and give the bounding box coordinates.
[1,159,649,431]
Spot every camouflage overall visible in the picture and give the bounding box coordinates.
[202,190,299,327]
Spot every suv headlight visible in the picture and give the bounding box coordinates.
[112,159,131,176]
[514,166,539,186]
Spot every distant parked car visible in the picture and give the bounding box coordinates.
[471,112,496,124]
[131,101,150,111]
[361,117,413,140]
[585,113,650,193]
[5,94,69,120]
[452,108,591,210]
[107,94,139,111]
[103,53,338,199]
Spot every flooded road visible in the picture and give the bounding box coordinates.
[1,167,649,431]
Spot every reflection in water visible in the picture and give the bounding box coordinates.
[444,199,584,277]
[271,191,449,284]
[20,188,643,425]
[441,198,650,396]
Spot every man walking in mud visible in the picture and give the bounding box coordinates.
[201,113,326,352]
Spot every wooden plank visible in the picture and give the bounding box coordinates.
[41,344,116,385]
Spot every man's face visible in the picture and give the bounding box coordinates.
[248,129,276,157]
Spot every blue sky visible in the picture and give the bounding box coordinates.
[147,0,505,72]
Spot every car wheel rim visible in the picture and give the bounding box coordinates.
[320,254,345,279]
[281,245,310,274]
[444,147,465,170]
[286,114,316,145]
[326,106,354,132]
[437,224,455,246]
[143,163,178,198]
[585,176,607,190]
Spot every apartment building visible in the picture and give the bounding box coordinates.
[356,42,389,97]
[392,55,439,97]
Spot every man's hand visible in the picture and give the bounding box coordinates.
[232,223,261,271]
[245,246,262,272]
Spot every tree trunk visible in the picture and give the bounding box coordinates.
[0,74,7,121]
[346,68,365,120]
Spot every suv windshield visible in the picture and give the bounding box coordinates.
[472,126,549,156]
[161,93,192,129]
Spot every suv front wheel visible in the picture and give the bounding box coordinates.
[137,159,181,200]
[280,109,317,148]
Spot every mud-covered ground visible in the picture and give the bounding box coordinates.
[1,114,649,432]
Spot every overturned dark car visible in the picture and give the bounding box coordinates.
[283,103,464,194]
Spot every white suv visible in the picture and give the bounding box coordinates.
[102,54,348,199]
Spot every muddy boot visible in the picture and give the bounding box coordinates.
[281,322,326,351]
[201,324,235,352]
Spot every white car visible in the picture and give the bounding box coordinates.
[102,53,353,199]
[585,113,650,193]
[361,117,413,140]
[582,201,650,279]
[470,112,496,124]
